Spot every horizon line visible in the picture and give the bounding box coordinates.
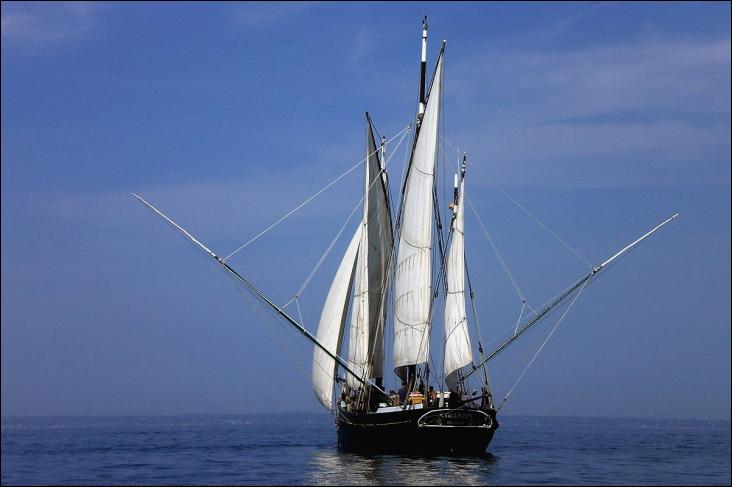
[1,411,729,424]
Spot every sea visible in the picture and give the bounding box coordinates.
[1,413,729,485]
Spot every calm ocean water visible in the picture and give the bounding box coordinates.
[1,413,729,485]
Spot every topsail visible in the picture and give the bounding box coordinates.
[392,51,443,378]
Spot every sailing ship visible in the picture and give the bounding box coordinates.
[134,18,677,455]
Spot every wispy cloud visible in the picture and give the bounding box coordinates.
[348,26,376,71]
[536,2,615,43]
[453,38,730,120]
[1,1,95,45]
[446,37,731,187]
[537,12,585,44]
[232,1,320,29]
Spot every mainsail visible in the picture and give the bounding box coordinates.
[444,174,473,391]
[313,226,361,409]
[393,51,444,378]
[347,116,393,386]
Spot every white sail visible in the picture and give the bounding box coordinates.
[347,117,394,387]
[366,117,393,382]
[444,178,473,391]
[312,226,362,409]
[393,52,443,377]
[347,190,369,386]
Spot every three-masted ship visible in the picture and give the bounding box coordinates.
[134,18,676,455]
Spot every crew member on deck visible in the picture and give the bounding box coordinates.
[428,386,437,406]
[398,381,408,404]
[389,390,399,406]
[340,389,347,407]
[448,390,461,408]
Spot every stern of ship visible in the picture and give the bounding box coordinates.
[335,405,498,455]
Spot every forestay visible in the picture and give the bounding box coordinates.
[393,52,443,378]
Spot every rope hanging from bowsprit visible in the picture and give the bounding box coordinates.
[496,273,594,412]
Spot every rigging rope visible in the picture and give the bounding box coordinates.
[514,301,526,335]
[281,171,381,307]
[226,272,317,388]
[285,190,359,304]
[281,123,413,307]
[496,273,594,412]
[485,177,594,270]
[465,194,532,309]
[439,135,593,270]
[383,126,413,168]
[283,126,413,399]
[464,254,492,393]
[295,298,306,329]
[223,123,412,262]
[396,124,415,225]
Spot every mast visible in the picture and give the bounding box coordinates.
[395,17,433,229]
[380,136,386,171]
[418,16,428,120]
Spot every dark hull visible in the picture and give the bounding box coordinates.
[336,406,498,455]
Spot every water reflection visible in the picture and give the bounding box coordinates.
[306,447,498,485]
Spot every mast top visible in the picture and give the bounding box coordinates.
[418,17,429,117]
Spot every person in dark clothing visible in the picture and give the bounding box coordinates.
[389,390,399,406]
[368,385,385,412]
[398,381,408,404]
[418,380,425,395]
[448,390,461,409]
[427,386,437,406]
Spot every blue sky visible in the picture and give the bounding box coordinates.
[1,2,730,420]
